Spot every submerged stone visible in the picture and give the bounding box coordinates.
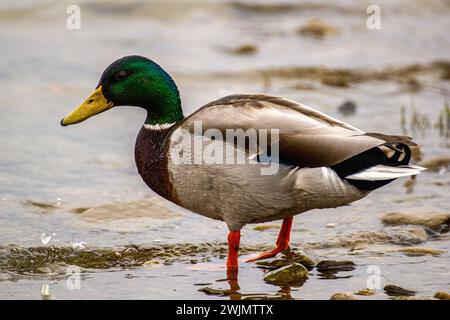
[389,247,446,256]
[298,19,340,39]
[24,199,61,211]
[143,260,162,269]
[253,224,279,231]
[354,288,376,296]
[322,73,351,87]
[73,198,183,232]
[338,100,357,116]
[390,296,435,300]
[330,293,358,300]
[256,250,316,270]
[381,208,450,233]
[256,259,290,269]
[316,260,355,279]
[316,260,355,270]
[199,287,233,296]
[289,251,316,270]
[243,295,292,300]
[70,207,89,214]
[384,284,416,297]
[307,225,428,250]
[263,263,309,287]
[229,44,258,55]
[386,226,430,244]
[79,198,181,222]
[434,291,450,300]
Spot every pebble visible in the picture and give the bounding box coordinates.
[354,288,376,296]
[289,251,316,270]
[384,284,416,297]
[199,287,231,296]
[389,247,445,256]
[256,251,316,270]
[338,100,357,116]
[381,208,450,233]
[390,296,435,300]
[330,293,358,300]
[316,260,355,270]
[298,19,340,38]
[229,44,258,55]
[253,224,279,231]
[434,291,450,300]
[143,260,162,269]
[263,263,309,287]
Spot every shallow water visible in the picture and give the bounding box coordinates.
[0,0,449,299]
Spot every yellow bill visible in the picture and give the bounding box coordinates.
[61,86,114,126]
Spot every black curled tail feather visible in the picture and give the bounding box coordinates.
[385,143,411,166]
[331,143,413,191]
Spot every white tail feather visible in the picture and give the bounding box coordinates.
[346,165,426,181]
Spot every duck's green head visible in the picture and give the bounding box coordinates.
[61,55,183,126]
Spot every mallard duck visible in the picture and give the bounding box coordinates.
[61,56,424,278]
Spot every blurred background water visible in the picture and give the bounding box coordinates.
[0,0,449,299]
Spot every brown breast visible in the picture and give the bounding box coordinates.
[134,126,180,204]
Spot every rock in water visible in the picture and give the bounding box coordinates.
[199,287,232,296]
[338,100,357,116]
[330,293,358,300]
[253,224,279,231]
[434,291,450,300]
[390,296,435,300]
[354,288,376,296]
[289,251,316,270]
[381,208,450,233]
[384,284,416,297]
[389,247,446,256]
[316,260,355,270]
[74,197,182,232]
[257,259,291,269]
[387,226,429,244]
[256,250,316,270]
[263,263,309,287]
[307,226,428,249]
[229,44,258,55]
[298,19,340,38]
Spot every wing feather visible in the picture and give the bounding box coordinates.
[178,94,411,168]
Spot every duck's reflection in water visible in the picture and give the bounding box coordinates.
[227,277,241,300]
[200,267,304,300]
[225,278,296,300]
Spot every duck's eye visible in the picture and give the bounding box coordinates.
[114,70,130,81]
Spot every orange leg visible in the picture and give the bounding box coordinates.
[245,217,293,262]
[226,230,240,280]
